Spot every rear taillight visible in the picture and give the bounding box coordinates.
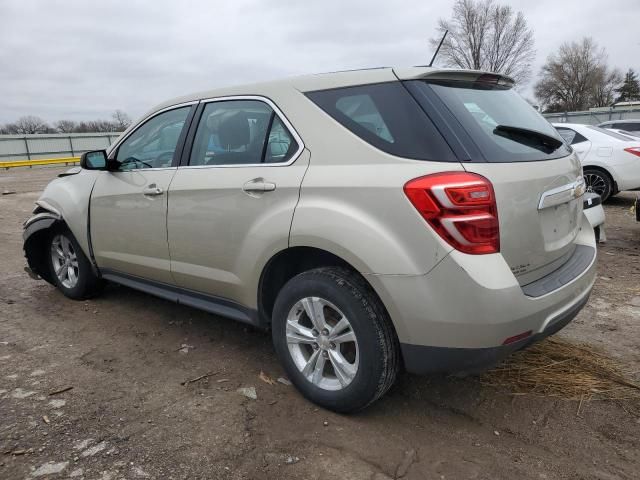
[404,172,499,254]
[624,147,640,158]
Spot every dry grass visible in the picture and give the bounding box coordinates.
[481,337,640,401]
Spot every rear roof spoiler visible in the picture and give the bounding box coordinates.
[393,67,515,88]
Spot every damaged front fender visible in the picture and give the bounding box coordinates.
[23,213,61,284]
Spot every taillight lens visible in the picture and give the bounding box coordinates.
[624,146,640,158]
[404,172,499,254]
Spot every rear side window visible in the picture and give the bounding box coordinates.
[189,100,299,166]
[306,83,456,161]
[408,80,572,162]
[556,128,588,145]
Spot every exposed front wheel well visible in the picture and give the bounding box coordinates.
[258,247,366,326]
[24,219,64,285]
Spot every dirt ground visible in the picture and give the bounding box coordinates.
[1,166,639,480]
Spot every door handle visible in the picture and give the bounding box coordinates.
[242,178,276,193]
[143,184,163,196]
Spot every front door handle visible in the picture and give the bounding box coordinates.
[143,184,163,196]
[242,178,276,194]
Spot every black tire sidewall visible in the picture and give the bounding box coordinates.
[47,227,96,300]
[272,269,390,412]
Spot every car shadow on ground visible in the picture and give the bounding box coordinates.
[93,281,630,431]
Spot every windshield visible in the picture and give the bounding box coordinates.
[408,80,571,162]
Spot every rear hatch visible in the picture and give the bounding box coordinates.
[401,69,583,285]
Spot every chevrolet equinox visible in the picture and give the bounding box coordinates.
[23,67,597,412]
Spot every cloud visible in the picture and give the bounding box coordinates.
[0,0,636,123]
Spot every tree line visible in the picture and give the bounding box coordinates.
[431,0,640,113]
[0,110,132,135]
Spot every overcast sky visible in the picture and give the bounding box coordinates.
[0,0,637,124]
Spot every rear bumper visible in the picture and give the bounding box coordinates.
[400,291,590,374]
[364,214,597,374]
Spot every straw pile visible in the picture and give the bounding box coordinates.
[481,337,640,401]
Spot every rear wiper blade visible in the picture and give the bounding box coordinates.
[493,125,564,153]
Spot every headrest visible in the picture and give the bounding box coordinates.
[215,110,250,150]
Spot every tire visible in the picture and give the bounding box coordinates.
[583,168,613,202]
[47,227,102,300]
[271,267,400,413]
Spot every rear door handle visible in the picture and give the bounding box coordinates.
[242,178,276,193]
[143,184,163,196]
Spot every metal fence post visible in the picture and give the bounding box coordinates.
[24,137,31,160]
[68,136,75,157]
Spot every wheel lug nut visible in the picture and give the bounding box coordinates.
[311,329,318,337]
[312,343,319,350]
[322,351,329,358]
[329,342,336,350]
[321,329,329,336]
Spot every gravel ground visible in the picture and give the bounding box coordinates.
[1,166,639,480]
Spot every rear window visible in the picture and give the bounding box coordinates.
[306,83,456,161]
[620,122,640,131]
[408,80,571,162]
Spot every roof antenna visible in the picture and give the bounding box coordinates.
[428,30,448,67]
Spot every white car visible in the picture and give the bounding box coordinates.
[609,128,640,140]
[553,123,640,201]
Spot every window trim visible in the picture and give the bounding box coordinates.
[181,95,305,169]
[106,101,198,171]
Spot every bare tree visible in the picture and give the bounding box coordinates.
[430,0,535,84]
[55,120,77,133]
[111,110,132,131]
[4,116,51,134]
[534,38,622,112]
[591,68,623,108]
[76,120,120,133]
[1,112,131,134]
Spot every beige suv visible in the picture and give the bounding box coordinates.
[23,68,597,412]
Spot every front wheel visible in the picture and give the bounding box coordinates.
[271,267,400,413]
[48,228,102,300]
[583,168,613,202]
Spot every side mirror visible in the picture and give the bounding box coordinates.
[80,150,108,170]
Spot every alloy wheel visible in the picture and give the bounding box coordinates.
[286,296,359,391]
[50,234,79,289]
[584,172,608,197]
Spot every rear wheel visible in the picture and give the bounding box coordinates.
[271,267,399,413]
[48,228,102,300]
[583,168,613,202]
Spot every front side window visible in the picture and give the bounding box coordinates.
[189,100,299,166]
[115,107,190,170]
